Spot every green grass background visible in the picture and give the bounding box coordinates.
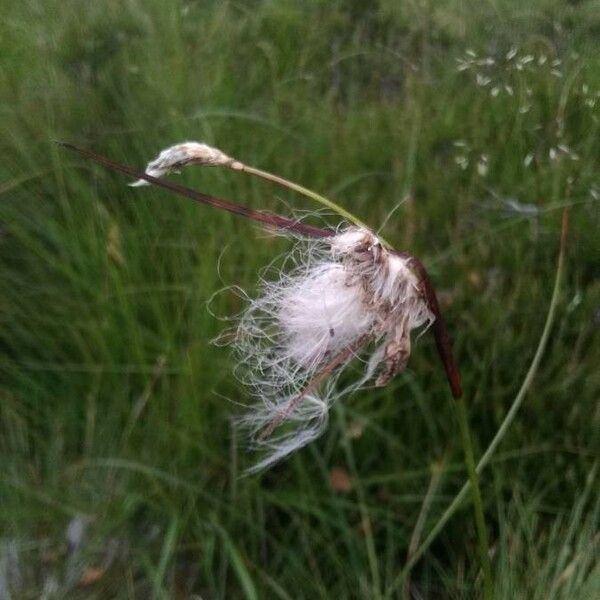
[1,1,599,598]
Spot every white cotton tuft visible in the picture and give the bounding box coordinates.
[130,141,244,186]
[277,263,375,367]
[228,226,435,472]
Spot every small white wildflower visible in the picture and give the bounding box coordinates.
[549,147,558,161]
[519,104,531,114]
[521,55,534,65]
[524,153,534,167]
[504,84,514,96]
[476,74,491,87]
[538,55,547,66]
[466,49,477,58]
[231,227,434,471]
[130,142,244,186]
[557,145,579,161]
[503,199,540,217]
[477,155,489,177]
[455,155,469,170]
[506,47,518,61]
[491,86,500,97]
[551,69,563,78]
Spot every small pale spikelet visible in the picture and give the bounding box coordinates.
[130,142,244,186]
[232,226,434,471]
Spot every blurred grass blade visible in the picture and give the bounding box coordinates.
[151,516,179,598]
[213,520,258,600]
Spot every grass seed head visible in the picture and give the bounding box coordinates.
[130,142,244,186]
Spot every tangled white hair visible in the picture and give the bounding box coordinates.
[230,226,434,472]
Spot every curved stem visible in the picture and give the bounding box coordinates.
[240,164,372,231]
[385,209,568,598]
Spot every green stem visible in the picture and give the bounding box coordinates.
[240,164,373,231]
[456,395,493,599]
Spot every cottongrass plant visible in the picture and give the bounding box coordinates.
[61,141,462,472]
[62,140,509,597]
[144,144,455,469]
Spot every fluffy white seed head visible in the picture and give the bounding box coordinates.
[229,226,435,472]
[130,141,244,186]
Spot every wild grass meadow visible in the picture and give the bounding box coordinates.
[1,1,599,598]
